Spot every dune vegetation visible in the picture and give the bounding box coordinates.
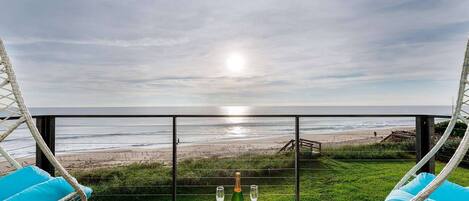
[74,142,469,201]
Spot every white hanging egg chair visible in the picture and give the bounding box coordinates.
[386,39,469,201]
[0,39,91,201]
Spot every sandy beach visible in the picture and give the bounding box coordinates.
[0,127,413,173]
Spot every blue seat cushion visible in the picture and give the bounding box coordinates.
[393,173,469,201]
[0,166,51,200]
[386,189,435,201]
[6,177,92,201]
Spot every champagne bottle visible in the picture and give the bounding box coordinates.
[231,172,244,201]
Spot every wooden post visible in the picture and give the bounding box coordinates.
[35,116,56,176]
[416,116,435,174]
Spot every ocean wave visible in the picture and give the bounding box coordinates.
[54,131,170,140]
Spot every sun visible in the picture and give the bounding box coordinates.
[226,52,246,73]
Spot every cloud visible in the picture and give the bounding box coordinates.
[7,37,191,47]
[1,0,469,107]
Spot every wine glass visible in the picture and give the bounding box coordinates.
[250,185,258,201]
[216,186,224,201]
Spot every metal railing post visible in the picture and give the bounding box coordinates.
[172,116,177,201]
[295,116,300,201]
[416,115,436,174]
[35,116,56,176]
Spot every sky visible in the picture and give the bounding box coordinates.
[0,0,469,107]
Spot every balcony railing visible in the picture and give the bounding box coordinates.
[25,112,449,201]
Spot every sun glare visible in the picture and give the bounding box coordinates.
[221,106,250,124]
[226,52,246,73]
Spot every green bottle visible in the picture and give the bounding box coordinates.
[231,172,244,201]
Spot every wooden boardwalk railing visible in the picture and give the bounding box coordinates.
[279,138,322,154]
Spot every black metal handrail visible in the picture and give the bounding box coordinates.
[31,114,451,118]
[26,113,445,201]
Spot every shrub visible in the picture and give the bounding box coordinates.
[437,138,469,167]
[433,120,468,166]
[435,120,466,138]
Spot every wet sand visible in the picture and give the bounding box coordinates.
[0,127,412,173]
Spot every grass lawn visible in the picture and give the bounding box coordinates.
[300,159,469,201]
[75,143,469,201]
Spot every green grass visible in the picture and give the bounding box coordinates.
[75,152,297,201]
[322,142,415,160]
[74,144,469,201]
[300,159,469,201]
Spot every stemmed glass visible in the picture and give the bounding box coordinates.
[250,185,258,201]
[216,186,225,201]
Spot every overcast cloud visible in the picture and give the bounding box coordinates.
[1,0,469,107]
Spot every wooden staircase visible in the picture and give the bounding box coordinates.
[279,138,322,154]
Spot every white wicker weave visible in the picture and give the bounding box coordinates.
[0,39,87,201]
[391,39,469,201]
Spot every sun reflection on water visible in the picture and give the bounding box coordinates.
[226,126,249,137]
[220,106,251,137]
[221,106,250,122]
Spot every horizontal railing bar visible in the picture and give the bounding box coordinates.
[55,158,418,162]
[66,168,327,171]
[73,175,321,179]
[91,184,295,188]
[176,176,295,179]
[177,194,295,196]
[322,151,416,153]
[95,194,296,196]
[31,114,451,118]
[3,144,36,151]
[177,193,295,194]
[95,195,172,197]
[56,142,173,145]
[0,114,451,119]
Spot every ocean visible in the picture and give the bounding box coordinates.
[2,106,451,159]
